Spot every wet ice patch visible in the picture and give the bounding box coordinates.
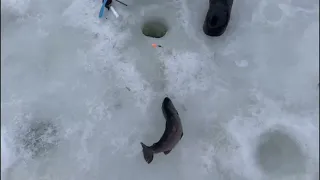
[255,129,306,177]
[14,119,60,159]
[227,91,318,179]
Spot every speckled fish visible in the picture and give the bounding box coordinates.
[140,97,184,164]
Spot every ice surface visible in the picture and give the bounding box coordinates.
[1,0,319,179]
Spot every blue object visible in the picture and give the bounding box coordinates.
[99,0,108,18]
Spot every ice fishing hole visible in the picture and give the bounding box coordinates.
[255,129,306,177]
[142,19,168,38]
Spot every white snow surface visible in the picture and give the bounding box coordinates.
[1,0,319,179]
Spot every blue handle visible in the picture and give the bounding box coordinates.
[99,0,108,18]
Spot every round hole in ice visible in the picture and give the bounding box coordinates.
[255,129,306,177]
[141,18,168,38]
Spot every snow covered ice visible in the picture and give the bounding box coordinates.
[1,0,319,179]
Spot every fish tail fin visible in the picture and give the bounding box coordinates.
[140,142,154,164]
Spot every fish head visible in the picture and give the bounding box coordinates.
[162,97,179,120]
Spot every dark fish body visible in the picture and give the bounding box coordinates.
[141,97,184,164]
